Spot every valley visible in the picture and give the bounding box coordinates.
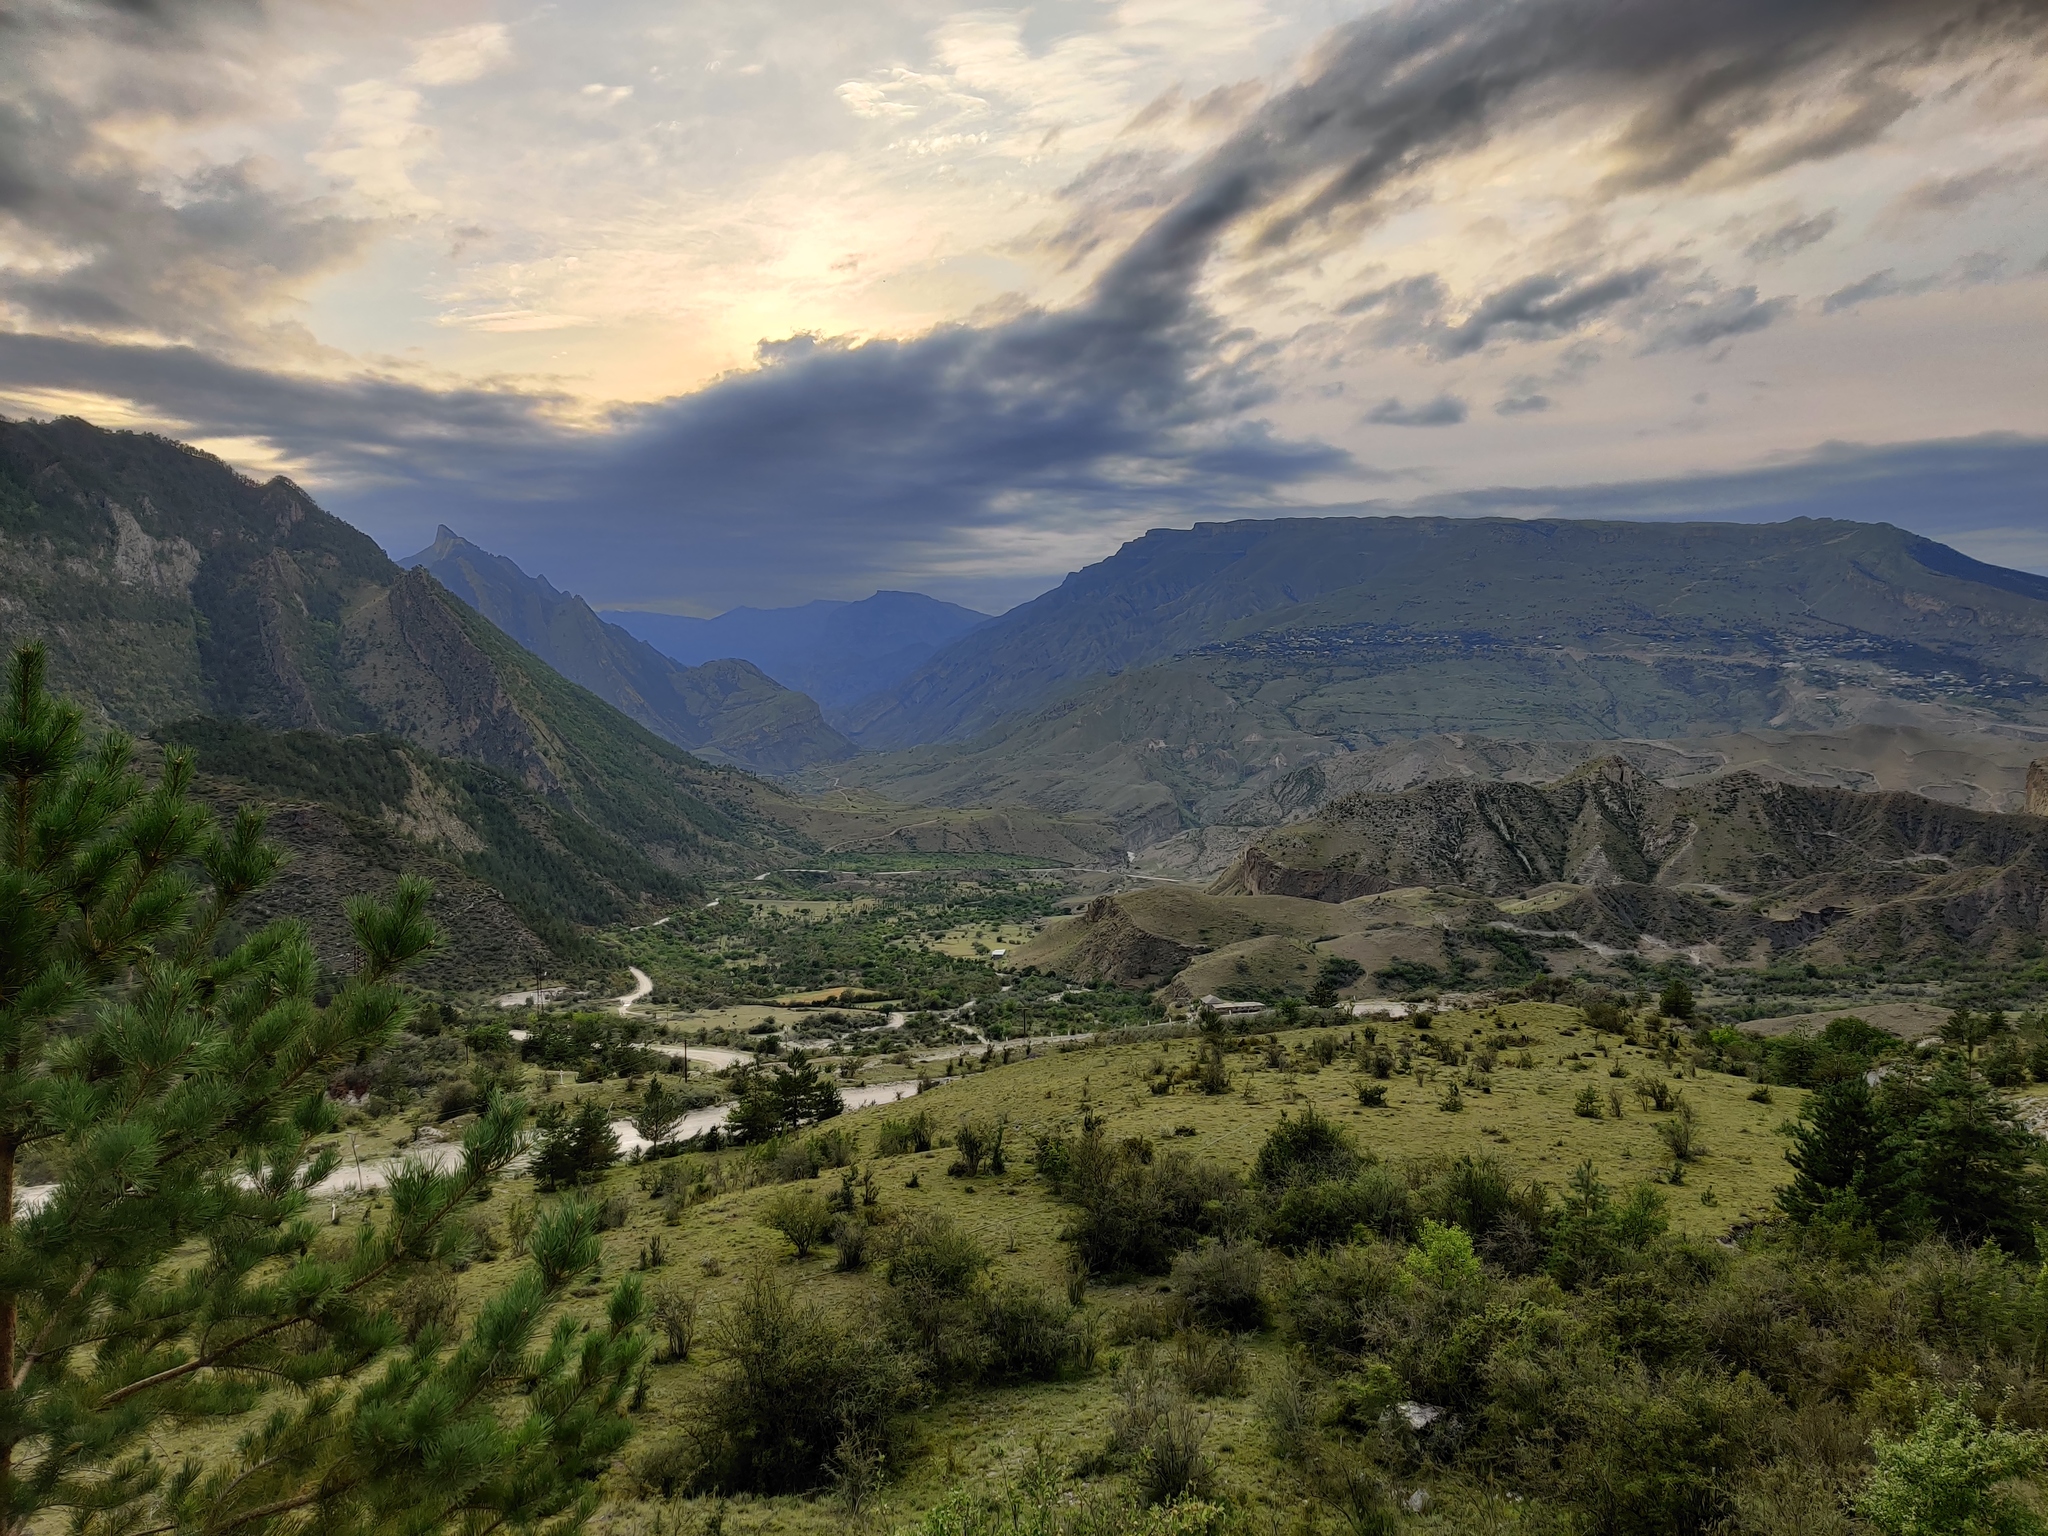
[15,413,2048,1535]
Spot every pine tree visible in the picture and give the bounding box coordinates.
[0,642,646,1536]
[631,1077,688,1153]
[1911,1056,2047,1250]
[1781,1074,1917,1239]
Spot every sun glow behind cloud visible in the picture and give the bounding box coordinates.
[0,0,2044,610]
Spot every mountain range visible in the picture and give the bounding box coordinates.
[400,526,854,774]
[0,416,1112,978]
[14,409,2048,998]
[608,590,989,714]
[1018,757,2048,999]
[805,515,2048,842]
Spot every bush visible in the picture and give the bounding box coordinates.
[949,1116,1007,1178]
[1108,1294,1184,1344]
[1656,1096,1706,1163]
[885,1212,991,1296]
[662,1270,920,1495]
[1170,1241,1267,1331]
[1255,1105,1363,1188]
[1270,1165,1417,1251]
[762,1189,835,1259]
[1108,1358,1214,1504]
[833,1216,871,1272]
[1173,1330,1246,1398]
[649,1279,698,1361]
[1574,1084,1605,1118]
[1279,1242,1408,1359]
[875,1109,935,1156]
[1040,1124,1245,1276]
[1859,1391,2046,1536]
[973,1281,1091,1381]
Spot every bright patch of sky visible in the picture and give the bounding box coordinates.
[0,0,2044,609]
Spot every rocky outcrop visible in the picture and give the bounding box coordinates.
[1213,760,2048,964]
[1050,896,1200,989]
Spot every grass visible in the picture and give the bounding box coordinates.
[413,1001,1801,1533]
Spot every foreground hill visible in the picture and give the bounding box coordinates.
[403,526,854,774]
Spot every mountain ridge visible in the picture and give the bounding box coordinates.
[843,515,2048,754]
[611,590,989,714]
[401,525,854,775]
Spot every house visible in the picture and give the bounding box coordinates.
[1198,994,1266,1017]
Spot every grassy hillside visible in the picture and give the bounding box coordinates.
[396,1002,1809,1534]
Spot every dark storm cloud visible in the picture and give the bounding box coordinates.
[1343,267,1661,357]
[1363,394,1467,426]
[0,0,373,348]
[7,0,2045,607]
[1744,210,1837,262]
[1644,285,1788,350]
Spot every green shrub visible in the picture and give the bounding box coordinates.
[761,1189,835,1259]
[661,1269,919,1495]
[1254,1104,1363,1188]
[833,1216,871,1272]
[1859,1391,2046,1536]
[1040,1124,1244,1276]
[875,1109,935,1156]
[1170,1241,1267,1331]
[972,1281,1092,1381]
[1172,1330,1245,1398]
[885,1212,991,1296]
[1269,1166,1416,1251]
[950,1116,1008,1177]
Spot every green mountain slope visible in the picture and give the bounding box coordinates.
[846,515,2048,753]
[0,414,819,874]
[403,527,853,774]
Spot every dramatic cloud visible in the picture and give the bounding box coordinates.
[1744,210,1837,263]
[0,1,375,351]
[0,0,2044,609]
[1364,394,1468,427]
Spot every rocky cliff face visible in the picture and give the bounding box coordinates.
[0,415,810,876]
[1213,760,2048,964]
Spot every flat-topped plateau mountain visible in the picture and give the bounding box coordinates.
[806,515,2048,843]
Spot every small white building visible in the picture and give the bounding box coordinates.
[1350,1001,1412,1020]
[1198,995,1266,1017]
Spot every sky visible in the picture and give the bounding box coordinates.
[2,0,2045,614]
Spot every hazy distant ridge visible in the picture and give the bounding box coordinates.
[611,591,989,714]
